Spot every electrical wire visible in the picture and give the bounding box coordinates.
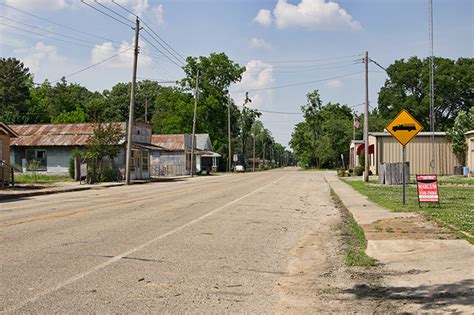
[81,0,133,28]
[232,71,364,93]
[0,16,105,46]
[0,22,112,50]
[240,53,363,65]
[94,0,134,25]
[0,2,122,44]
[142,28,185,67]
[111,0,187,64]
[139,34,184,69]
[50,47,132,83]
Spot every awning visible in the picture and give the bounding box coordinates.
[356,144,374,155]
[195,149,221,158]
[132,142,166,151]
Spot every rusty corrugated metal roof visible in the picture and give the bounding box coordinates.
[10,123,126,147]
[151,134,186,151]
[0,122,18,137]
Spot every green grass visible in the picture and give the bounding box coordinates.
[438,176,474,186]
[331,189,376,267]
[344,180,474,244]
[14,173,73,184]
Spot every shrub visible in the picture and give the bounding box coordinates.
[354,166,364,176]
[100,167,116,182]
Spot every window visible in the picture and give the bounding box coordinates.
[142,152,149,172]
[26,149,47,171]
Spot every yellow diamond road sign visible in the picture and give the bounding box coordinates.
[386,109,424,146]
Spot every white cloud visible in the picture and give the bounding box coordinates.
[90,40,139,69]
[5,0,69,11]
[232,60,275,110]
[255,0,361,31]
[248,37,272,50]
[254,9,272,27]
[22,42,67,74]
[152,4,164,25]
[325,79,343,88]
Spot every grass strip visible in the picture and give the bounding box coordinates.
[14,173,73,183]
[344,180,474,244]
[331,189,376,267]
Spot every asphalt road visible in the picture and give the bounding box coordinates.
[0,168,338,313]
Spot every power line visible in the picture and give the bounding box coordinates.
[139,34,184,69]
[241,53,363,65]
[50,47,132,83]
[142,28,185,67]
[0,16,105,46]
[369,58,387,72]
[93,0,134,25]
[81,0,133,28]
[244,58,361,69]
[232,71,364,93]
[0,2,122,44]
[0,22,111,50]
[246,62,358,74]
[111,0,187,64]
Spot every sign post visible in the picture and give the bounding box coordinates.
[386,109,423,206]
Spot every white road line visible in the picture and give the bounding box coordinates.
[4,175,287,313]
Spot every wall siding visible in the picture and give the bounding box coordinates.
[370,135,460,176]
[0,134,11,182]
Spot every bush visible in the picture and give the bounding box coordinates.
[354,166,364,176]
[100,167,116,182]
[68,158,75,179]
[337,168,346,177]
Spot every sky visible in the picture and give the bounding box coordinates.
[1,0,473,147]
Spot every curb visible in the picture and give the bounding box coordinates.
[0,183,125,202]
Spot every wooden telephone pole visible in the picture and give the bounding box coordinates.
[190,70,199,177]
[125,17,140,185]
[227,94,232,172]
[363,51,369,182]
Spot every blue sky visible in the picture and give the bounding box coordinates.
[1,0,472,147]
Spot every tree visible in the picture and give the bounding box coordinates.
[378,57,473,130]
[0,57,33,123]
[239,93,261,159]
[447,107,474,165]
[181,52,246,154]
[85,123,124,183]
[290,91,354,168]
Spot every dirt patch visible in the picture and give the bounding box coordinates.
[274,205,400,313]
[362,216,457,241]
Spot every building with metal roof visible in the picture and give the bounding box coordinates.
[9,122,157,180]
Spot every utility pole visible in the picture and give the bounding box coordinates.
[252,134,255,172]
[263,142,266,169]
[190,70,199,177]
[227,94,232,172]
[144,98,148,123]
[363,51,369,182]
[125,17,140,185]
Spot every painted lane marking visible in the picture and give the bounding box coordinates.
[3,175,286,313]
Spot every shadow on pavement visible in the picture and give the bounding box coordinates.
[343,279,474,311]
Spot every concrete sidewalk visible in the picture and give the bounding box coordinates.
[325,173,474,314]
[0,181,125,201]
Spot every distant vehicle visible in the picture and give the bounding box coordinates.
[392,124,416,132]
[235,165,245,172]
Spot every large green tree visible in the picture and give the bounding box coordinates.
[181,52,246,155]
[0,57,33,123]
[290,90,353,168]
[378,57,473,130]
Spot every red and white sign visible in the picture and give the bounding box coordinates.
[416,175,439,204]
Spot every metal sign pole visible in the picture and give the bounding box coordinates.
[402,145,406,206]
